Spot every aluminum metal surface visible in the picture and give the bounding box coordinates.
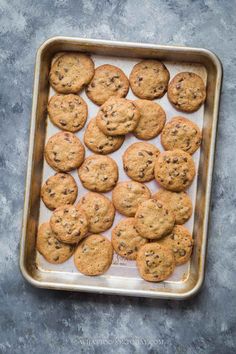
[20,37,222,299]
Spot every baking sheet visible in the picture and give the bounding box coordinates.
[37,54,207,288]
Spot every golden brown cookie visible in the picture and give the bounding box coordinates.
[158,225,194,265]
[129,60,170,99]
[136,243,175,282]
[49,53,94,94]
[123,142,160,182]
[167,72,206,112]
[37,222,74,264]
[133,100,166,140]
[47,94,88,132]
[135,199,175,240]
[112,181,151,217]
[78,154,118,192]
[152,189,192,225]
[84,118,125,154]
[50,205,89,244]
[96,97,140,136]
[41,173,78,210]
[45,132,85,172]
[112,218,148,260]
[161,116,202,154]
[77,192,115,233]
[86,64,129,105]
[154,149,195,192]
[74,234,113,276]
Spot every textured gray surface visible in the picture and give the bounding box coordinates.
[0,0,235,353]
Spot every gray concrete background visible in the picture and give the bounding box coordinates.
[0,0,235,353]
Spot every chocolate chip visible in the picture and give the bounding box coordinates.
[59,119,67,126]
[145,251,154,256]
[118,242,126,251]
[146,260,155,267]
[139,171,145,178]
[73,122,81,127]
[57,73,64,80]
[179,249,186,256]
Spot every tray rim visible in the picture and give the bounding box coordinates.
[19,36,223,300]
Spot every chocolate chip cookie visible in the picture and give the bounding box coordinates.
[133,100,166,140]
[37,222,75,264]
[41,173,78,210]
[84,118,125,154]
[50,205,89,244]
[136,243,175,282]
[161,116,202,154]
[154,149,195,192]
[135,199,175,239]
[158,225,193,265]
[129,60,170,99]
[112,181,151,217]
[74,234,113,276]
[152,189,192,225]
[47,94,88,132]
[123,142,160,182]
[78,154,118,192]
[45,132,85,172]
[86,64,129,105]
[112,218,148,260]
[49,53,95,94]
[77,192,115,233]
[96,97,140,135]
[167,72,206,112]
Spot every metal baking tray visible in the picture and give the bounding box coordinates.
[20,36,222,299]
